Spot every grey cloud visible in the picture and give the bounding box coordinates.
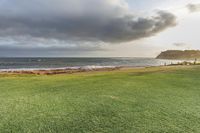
[101,11,176,42]
[0,42,105,57]
[0,36,105,57]
[0,37,104,51]
[0,0,176,44]
[0,44,104,52]
[173,43,188,47]
[187,3,200,12]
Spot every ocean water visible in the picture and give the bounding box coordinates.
[0,57,182,70]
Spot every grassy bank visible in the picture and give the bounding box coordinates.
[0,66,200,132]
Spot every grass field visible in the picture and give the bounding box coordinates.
[0,66,200,132]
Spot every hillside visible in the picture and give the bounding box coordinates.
[156,50,200,60]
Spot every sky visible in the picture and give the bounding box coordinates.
[0,0,199,57]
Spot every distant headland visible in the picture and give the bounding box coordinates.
[156,50,200,60]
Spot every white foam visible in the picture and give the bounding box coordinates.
[80,65,116,70]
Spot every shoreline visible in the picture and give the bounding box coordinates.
[0,62,198,75]
[0,66,122,75]
[0,65,151,75]
[0,64,196,75]
[0,58,194,75]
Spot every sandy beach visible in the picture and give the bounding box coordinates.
[0,66,122,75]
[0,64,194,75]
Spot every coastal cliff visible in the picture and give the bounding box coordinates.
[156,50,200,60]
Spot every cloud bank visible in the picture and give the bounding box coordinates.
[173,43,189,47]
[187,3,200,12]
[0,0,177,56]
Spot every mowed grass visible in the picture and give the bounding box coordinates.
[0,66,200,132]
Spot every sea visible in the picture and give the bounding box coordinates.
[0,57,184,70]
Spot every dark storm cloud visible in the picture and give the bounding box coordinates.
[0,0,176,44]
[187,3,200,12]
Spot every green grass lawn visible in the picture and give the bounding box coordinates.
[0,66,200,133]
